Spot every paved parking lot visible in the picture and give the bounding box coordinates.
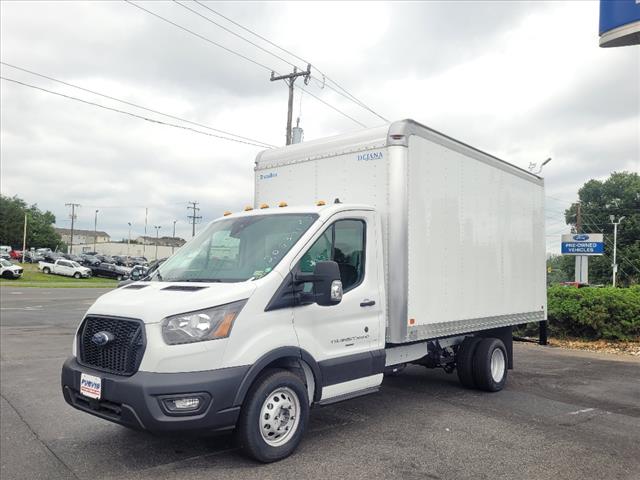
[1,287,639,480]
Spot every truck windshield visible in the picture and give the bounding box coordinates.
[153,213,318,283]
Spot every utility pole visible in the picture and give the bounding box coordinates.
[172,220,177,254]
[610,215,625,287]
[270,64,311,145]
[576,202,582,233]
[65,203,80,254]
[94,209,99,253]
[21,213,27,264]
[187,201,202,237]
[154,225,161,260]
[127,222,132,256]
[143,207,148,258]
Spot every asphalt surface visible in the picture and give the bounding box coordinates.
[1,286,639,480]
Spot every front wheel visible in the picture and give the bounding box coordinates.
[236,369,309,463]
[73,272,81,279]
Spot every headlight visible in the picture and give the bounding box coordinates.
[161,299,247,345]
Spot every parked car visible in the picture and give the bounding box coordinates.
[39,259,91,278]
[62,253,84,262]
[130,256,149,266]
[117,258,166,287]
[43,252,63,264]
[9,250,23,261]
[0,251,10,260]
[0,258,23,279]
[80,255,101,267]
[23,251,44,263]
[91,262,129,281]
[96,255,116,264]
[559,281,590,288]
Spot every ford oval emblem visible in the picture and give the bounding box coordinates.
[91,331,114,347]
[573,234,589,241]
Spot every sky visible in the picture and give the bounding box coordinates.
[1,1,638,252]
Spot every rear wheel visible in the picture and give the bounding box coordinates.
[116,275,123,281]
[456,337,481,388]
[237,369,309,463]
[43,267,50,274]
[472,338,508,392]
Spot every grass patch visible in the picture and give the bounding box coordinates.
[0,264,116,288]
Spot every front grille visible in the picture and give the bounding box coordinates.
[78,316,145,376]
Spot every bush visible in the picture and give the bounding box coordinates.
[544,285,640,341]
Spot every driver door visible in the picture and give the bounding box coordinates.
[291,211,384,402]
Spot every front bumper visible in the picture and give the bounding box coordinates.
[61,357,249,433]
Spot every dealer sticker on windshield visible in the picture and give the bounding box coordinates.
[80,373,102,400]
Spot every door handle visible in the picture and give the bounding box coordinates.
[360,299,376,307]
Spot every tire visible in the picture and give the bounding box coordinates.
[74,272,81,279]
[43,267,50,274]
[237,369,309,463]
[116,275,123,281]
[472,338,508,392]
[2,271,13,279]
[456,337,482,389]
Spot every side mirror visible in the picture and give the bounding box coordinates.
[295,260,343,306]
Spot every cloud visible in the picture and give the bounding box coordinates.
[1,0,638,253]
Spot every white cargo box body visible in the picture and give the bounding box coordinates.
[255,120,546,344]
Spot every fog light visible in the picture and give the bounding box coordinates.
[174,398,200,410]
[162,396,203,413]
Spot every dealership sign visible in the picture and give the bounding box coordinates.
[599,0,640,47]
[561,233,604,255]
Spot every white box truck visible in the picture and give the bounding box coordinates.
[61,119,546,462]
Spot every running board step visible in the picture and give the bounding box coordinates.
[317,386,379,406]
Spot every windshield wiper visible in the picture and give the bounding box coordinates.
[179,278,224,283]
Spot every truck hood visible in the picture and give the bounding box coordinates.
[86,281,258,324]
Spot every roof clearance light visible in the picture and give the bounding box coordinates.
[223,211,232,216]
[244,206,253,211]
[260,203,269,209]
[316,200,326,206]
[278,201,288,207]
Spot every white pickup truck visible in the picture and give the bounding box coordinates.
[39,259,92,278]
[61,120,545,462]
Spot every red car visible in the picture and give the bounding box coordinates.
[10,250,23,260]
[558,281,589,288]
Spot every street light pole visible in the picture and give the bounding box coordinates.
[94,209,99,253]
[172,220,177,254]
[154,225,161,261]
[610,215,625,287]
[127,222,132,256]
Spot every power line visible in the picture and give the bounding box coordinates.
[172,0,301,72]
[0,76,271,148]
[191,0,389,123]
[126,0,371,128]
[1,62,275,148]
[125,0,273,72]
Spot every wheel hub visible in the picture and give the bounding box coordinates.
[490,348,506,383]
[259,387,300,447]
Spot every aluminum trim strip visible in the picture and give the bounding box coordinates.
[406,310,546,341]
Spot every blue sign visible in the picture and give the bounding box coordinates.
[599,0,640,47]
[561,243,605,255]
[561,233,604,255]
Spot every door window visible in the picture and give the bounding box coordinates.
[297,219,365,292]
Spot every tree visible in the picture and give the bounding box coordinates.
[563,171,640,286]
[0,195,64,250]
